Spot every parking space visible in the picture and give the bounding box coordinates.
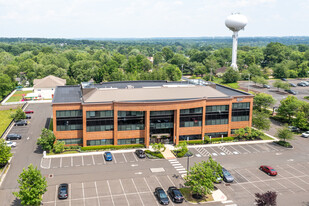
[218,161,309,202]
[191,142,286,158]
[42,174,183,206]
[41,152,148,169]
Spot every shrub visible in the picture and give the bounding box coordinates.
[276,141,292,148]
[145,150,164,159]
[205,136,234,143]
[81,144,144,151]
[54,141,65,154]
[181,140,205,145]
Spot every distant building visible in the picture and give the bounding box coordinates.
[33,75,66,99]
[147,57,154,64]
[52,80,253,147]
[215,67,228,77]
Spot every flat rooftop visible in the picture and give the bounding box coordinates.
[52,81,252,104]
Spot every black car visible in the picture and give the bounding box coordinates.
[289,83,297,87]
[155,187,169,205]
[167,186,184,203]
[25,115,31,119]
[288,126,300,133]
[6,133,22,140]
[135,149,146,158]
[263,84,270,89]
[58,183,69,199]
[14,120,28,126]
[281,78,287,81]
[284,89,297,95]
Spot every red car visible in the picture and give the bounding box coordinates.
[259,165,277,176]
[24,110,34,114]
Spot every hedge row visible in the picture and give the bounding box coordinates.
[81,144,144,151]
[180,137,235,145]
[145,150,164,159]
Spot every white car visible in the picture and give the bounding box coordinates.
[301,131,309,138]
[5,141,17,147]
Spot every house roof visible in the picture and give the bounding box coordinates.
[33,75,66,89]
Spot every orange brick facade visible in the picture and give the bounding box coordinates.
[53,95,253,147]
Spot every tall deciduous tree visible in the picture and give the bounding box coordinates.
[222,68,240,83]
[13,164,47,206]
[0,73,14,99]
[276,125,293,143]
[11,108,26,121]
[277,96,302,122]
[0,139,12,166]
[252,111,271,130]
[253,93,276,112]
[37,128,56,152]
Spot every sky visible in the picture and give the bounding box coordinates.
[0,0,308,38]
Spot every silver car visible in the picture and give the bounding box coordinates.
[222,168,234,183]
[301,131,309,138]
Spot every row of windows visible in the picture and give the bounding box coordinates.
[206,105,229,112]
[117,138,145,145]
[179,134,202,141]
[150,110,174,116]
[205,132,228,138]
[206,119,228,125]
[56,110,82,118]
[180,107,203,114]
[57,124,83,131]
[87,139,113,146]
[86,125,114,132]
[58,138,83,145]
[86,110,113,118]
[232,115,250,122]
[118,111,144,117]
[150,122,174,129]
[118,124,145,131]
[232,102,250,109]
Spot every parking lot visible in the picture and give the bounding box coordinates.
[42,174,185,206]
[190,142,286,158]
[41,152,150,169]
[218,161,309,205]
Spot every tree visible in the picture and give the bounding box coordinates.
[255,191,277,206]
[293,111,309,130]
[273,62,289,78]
[272,80,290,91]
[37,128,56,152]
[222,68,240,83]
[161,63,182,81]
[13,164,47,206]
[0,73,14,99]
[184,157,222,197]
[162,47,174,62]
[276,125,293,143]
[253,111,271,130]
[54,141,65,153]
[0,139,12,166]
[150,143,166,152]
[253,93,276,112]
[11,108,26,121]
[277,96,302,122]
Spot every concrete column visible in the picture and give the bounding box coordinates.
[201,101,206,139]
[113,103,118,145]
[227,99,233,137]
[144,110,150,147]
[249,98,253,127]
[174,109,180,145]
[82,107,87,147]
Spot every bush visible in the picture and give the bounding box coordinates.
[81,144,144,151]
[205,136,234,143]
[181,140,205,145]
[54,141,65,154]
[145,150,164,159]
[275,141,293,148]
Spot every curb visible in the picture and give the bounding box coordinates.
[0,158,12,187]
[187,139,274,149]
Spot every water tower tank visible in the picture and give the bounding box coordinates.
[225,14,248,32]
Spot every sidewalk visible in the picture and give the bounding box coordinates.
[161,147,176,159]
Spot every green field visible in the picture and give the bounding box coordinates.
[6,90,33,102]
[0,109,17,136]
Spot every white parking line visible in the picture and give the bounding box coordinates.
[71,157,73,167]
[278,165,309,187]
[286,164,306,176]
[233,179,254,197]
[277,173,306,192]
[82,182,86,206]
[107,181,115,206]
[113,154,117,163]
[133,152,138,162]
[176,168,186,171]
[122,153,127,163]
[247,144,260,153]
[92,155,95,165]
[60,157,62,168]
[238,145,251,153]
[245,169,276,194]
[94,181,101,206]
[49,158,51,169]
[102,153,106,164]
[171,163,181,166]
[82,156,84,166]
[131,178,145,206]
[143,177,160,206]
[54,185,57,206]
[69,183,72,206]
[265,143,279,151]
[229,145,241,154]
[119,179,130,206]
[276,180,295,194]
[233,169,250,182]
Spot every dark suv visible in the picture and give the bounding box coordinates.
[6,133,22,140]
[135,149,146,158]
[15,120,28,126]
[167,186,184,203]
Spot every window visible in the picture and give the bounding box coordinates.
[86,110,114,132]
[118,111,145,131]
[150,110,174,134]
[180,107,203,127]
[59,138,83,145]
[56,110,83,131]
[205,132,228,138]
[232,102,250,122]
[179,135,202,141]
[117,138,145,145]
[206,105,229,125]
[87,139,113,146]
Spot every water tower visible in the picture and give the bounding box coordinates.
[225,13,248,70]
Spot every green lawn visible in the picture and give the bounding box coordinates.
[0,109,17,136]
[305,96,309,100]
[6,90,33,102]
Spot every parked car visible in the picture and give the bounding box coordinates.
[58,183,69,199]
[6,133,22,140]
[281,78,287,81]
[289,83,297,87]
[263,84,270,89]
[5,141,16,147]
[135,149,146,158]
[25,115,31,119]
[297,82,307,87]
[259,165,277,176]
[284,89,297,95]
[301,81,309,86]
[14,120,28,126]
[154,187,169,205]
[222,168,234,183]
[104,152,113,161]
[214,172,222,183]
[24,110,34,114]
[301,131,309,138]
[288,126,300,133]
[167,186,184,203]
